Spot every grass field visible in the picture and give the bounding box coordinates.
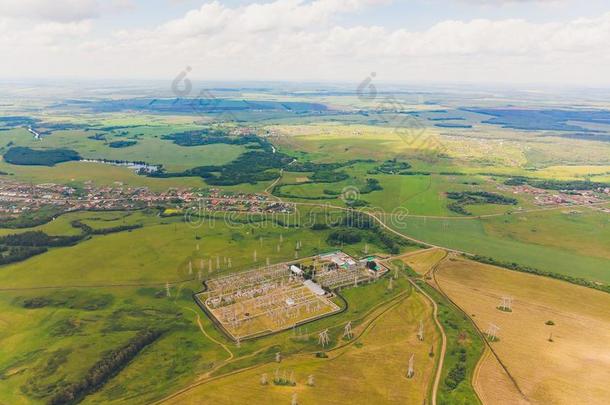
[435,256,610,405]
[0,161,206,191]
[388,209,610,284]
[0,284,214,405]
[0,117,250,190]
[278,165,529,217]
[0,209,406,289]
[0,124,246,170]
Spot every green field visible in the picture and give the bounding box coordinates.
[0,209,406,289]
[0,119,250,190]
[388,209,610,283]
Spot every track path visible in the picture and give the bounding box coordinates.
[183,306,234,363]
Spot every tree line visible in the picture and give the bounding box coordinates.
[70,220,143,235]
[446,191,518,215]
[505,177,609,191]
[48,329,163,405]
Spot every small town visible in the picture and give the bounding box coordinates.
[500,183,610,207]
[0,179,294,219]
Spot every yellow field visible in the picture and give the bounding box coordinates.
[535,165,610,180]
[435,257,610,405]
[399,248,446,276]
[269,123,443,161]
[473,349,529,405]
[165,291,438,405]
[268,123,529,167]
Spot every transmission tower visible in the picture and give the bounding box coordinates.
[417,320,424,341]
[407,354,415,378]
[343,321,353,339]
[307,374,315,386]
[318,329,330,347]
[498,296,513,312]
[486,323,500,342]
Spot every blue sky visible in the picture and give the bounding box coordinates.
[1,0,610,85]
[94,0,610,30]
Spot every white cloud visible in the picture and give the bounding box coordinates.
[0,0,99,22]
[0,0,610,85]
[0,0,136,22]
[160,0,389,37]
[458,0,562,4]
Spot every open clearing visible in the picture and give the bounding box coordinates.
[435,257,610,405]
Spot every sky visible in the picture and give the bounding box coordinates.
[1,0,610,86]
